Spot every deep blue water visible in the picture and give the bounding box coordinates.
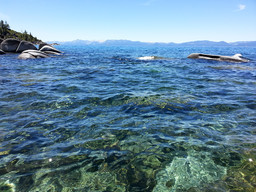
[0,46,256,192]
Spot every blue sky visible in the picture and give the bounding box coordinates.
[0,0,255,43]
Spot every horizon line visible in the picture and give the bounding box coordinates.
[46,39,256,44]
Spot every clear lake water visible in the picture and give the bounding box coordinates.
[0,45,256,191]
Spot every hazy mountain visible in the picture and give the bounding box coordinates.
[229,41,256,47]
[179,40,230,47]
[48,40,256,47]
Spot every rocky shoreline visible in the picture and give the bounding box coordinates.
[0,38,62,59]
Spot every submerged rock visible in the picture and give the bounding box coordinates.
[137,56,168,60]
[0,180,15,192]
[16,40,37,53]
[0,38,20,52]
[210,64,255,71]
[153,150,227,192]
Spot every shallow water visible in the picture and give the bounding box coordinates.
[0,46,256,191]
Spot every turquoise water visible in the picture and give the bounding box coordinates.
[0,46,255,191]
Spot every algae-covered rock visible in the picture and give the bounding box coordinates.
[223,155,256,192]
[0,180,15,192]
[153,150,227,192]
[26,162,126,192]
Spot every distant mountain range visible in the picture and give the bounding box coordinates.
[47,39,256,47]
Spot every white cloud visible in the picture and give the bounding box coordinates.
[238,4,246,11]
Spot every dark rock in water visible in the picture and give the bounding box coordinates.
[40,45,62,53]
[39,42,50,50]
[0,49,5,54]
[188,53,249,62]
[0,38,20,52]
[18,50,49,59]
[187,53,200,59]
[16,41,37,53]
[43,50,61,55]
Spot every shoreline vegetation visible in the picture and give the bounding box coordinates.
[0,20,42,44]
[0,20,62,59]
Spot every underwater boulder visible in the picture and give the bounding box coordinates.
[153,150,227,192]
[137,56,167,60]
[0,180,15,192]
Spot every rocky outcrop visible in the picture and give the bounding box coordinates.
[40,45,62,53]
[0,38,63,59]
[0,38,21,52]
[16,41,37,53]
[18,50,50,59]
[18,45,63,59]
[0,49,5,54]
[0,38,37,53]
[18,52,36,59]
[39,43,49,50]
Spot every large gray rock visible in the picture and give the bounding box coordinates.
[40,45,62,53]
[23,50,49,58]
[0,38,21,52]
[188,53,249,62]
[16,41,37,53]
[0,49,5,54]
[38,43,49,50]
[18,50,49,59]
[18,52,36,59]
[43,51,61,55]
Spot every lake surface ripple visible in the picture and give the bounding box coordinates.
[0,46,256,191]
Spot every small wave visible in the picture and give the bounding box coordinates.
[137,56,168,60]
